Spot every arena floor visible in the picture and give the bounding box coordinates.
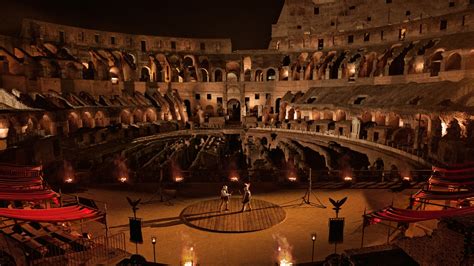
[79,185,418,265]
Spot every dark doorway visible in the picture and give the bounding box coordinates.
[227,99,241,122]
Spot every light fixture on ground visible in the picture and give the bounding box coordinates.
[119,176,127,183]
[64,176,74,184]
[311,233,317,262]
[343,176,353,182]
[230,176,239,182]
[288,176,297,182]
[174,176,184,182]
[151,236,157,263]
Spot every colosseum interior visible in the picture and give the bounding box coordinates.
[0,0,473,265]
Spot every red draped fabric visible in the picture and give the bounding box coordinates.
[0,206,101,222]
[413,189,474,200]
[366,206,474,223]
[0,189,58,201]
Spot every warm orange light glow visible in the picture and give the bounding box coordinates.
[288,176,297,182]
[119,176,128,183]
[403,176,411,182]
[64,177,74,184]
[344,176,353,182]
[175,176,184,182]
[230,176,239,182]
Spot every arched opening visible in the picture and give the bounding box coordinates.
[94,111,107,127]
[200,68,209,82]
[227,99,241,122]
[184,100,192,117]
[387,113,401,127]
[133,109,143,123]
[266,69,276,81]
[140,67,151,82]
[82,112,94,128]
[335,110,346,121]
[68,112,81,132]
[205,105,214,117]
[430,51,443,76]
[214,69,223,82]
[145,108,157,122]
[255,70,263,82]
[282,55,291,66]
[227,72,239,82]
[445,53,462,71]
[120,110,132,125]
[275,98,281,114]
[244,70,251,81]
[39,114,53,135]
[183,57,197,82]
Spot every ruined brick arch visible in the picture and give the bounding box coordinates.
[39,114,54,135]
[359,52,377,78]
[445,52,462,71]
[183,55,198,82]
[139,66,151,82]
[82,111,95,128]
[64,62,82,79]
[68,112,82,133]
[120,109,132,125]
[94,111,107,127]
[109,66,121,80]
[144,108,157,122]
[391,127,415,146]
[213,68,225,82]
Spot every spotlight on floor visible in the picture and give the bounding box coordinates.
[279,259,293,266]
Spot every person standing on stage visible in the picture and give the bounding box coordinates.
[241,183,252,212]
[219,185,231,212]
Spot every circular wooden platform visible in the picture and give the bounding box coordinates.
[180,198,286,233]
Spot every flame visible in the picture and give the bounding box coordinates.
[181,234,197,265]
[62,161,75,184]
[288,176,297,182]
[344,176,353,182]
[273,235,293,265]
[113,156,129,183]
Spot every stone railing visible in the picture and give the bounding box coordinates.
[251,126,433,167]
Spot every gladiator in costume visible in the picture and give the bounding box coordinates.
[219,185,231,211]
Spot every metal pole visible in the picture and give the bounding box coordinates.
[153,243,156,263]
[308,168,312,203]
[311,240,315,262]
[361,208,366,248]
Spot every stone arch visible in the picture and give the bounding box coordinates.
[227,72,239,82]
[266,68,277,81]
[200,68,209,82]
[322,110,334,120]
[109,66,121,81]
[39,114,54,135]
[205,105,214,117]
[133,109,144,123]
[94,111,107,127]
[445,53,462,71]
[386,113,401,127]
[82,111,95,128]
[144,108,157,122]
[184,100,192,117]
[374,112,386,126]
[244,69,252,81]
[465,50,474,70]
[275,98,281,114]
[226,61,240,82]
[139,66,151,82]
[120,109,132,125]
[255,69,264,82]
[68,112,82,132]
[391,127,415,146]
[361,111,372,123]
[334,110,346,121]
[429,50,444,76]
[214,68,224,82]
[312,108,321,120]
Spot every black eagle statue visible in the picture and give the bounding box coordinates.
[328,197,348,217]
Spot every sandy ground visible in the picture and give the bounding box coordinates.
[78,185,416,265]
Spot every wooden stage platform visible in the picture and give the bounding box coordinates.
[180,198,286,233]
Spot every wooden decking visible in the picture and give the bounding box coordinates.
[180,198,286,233]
